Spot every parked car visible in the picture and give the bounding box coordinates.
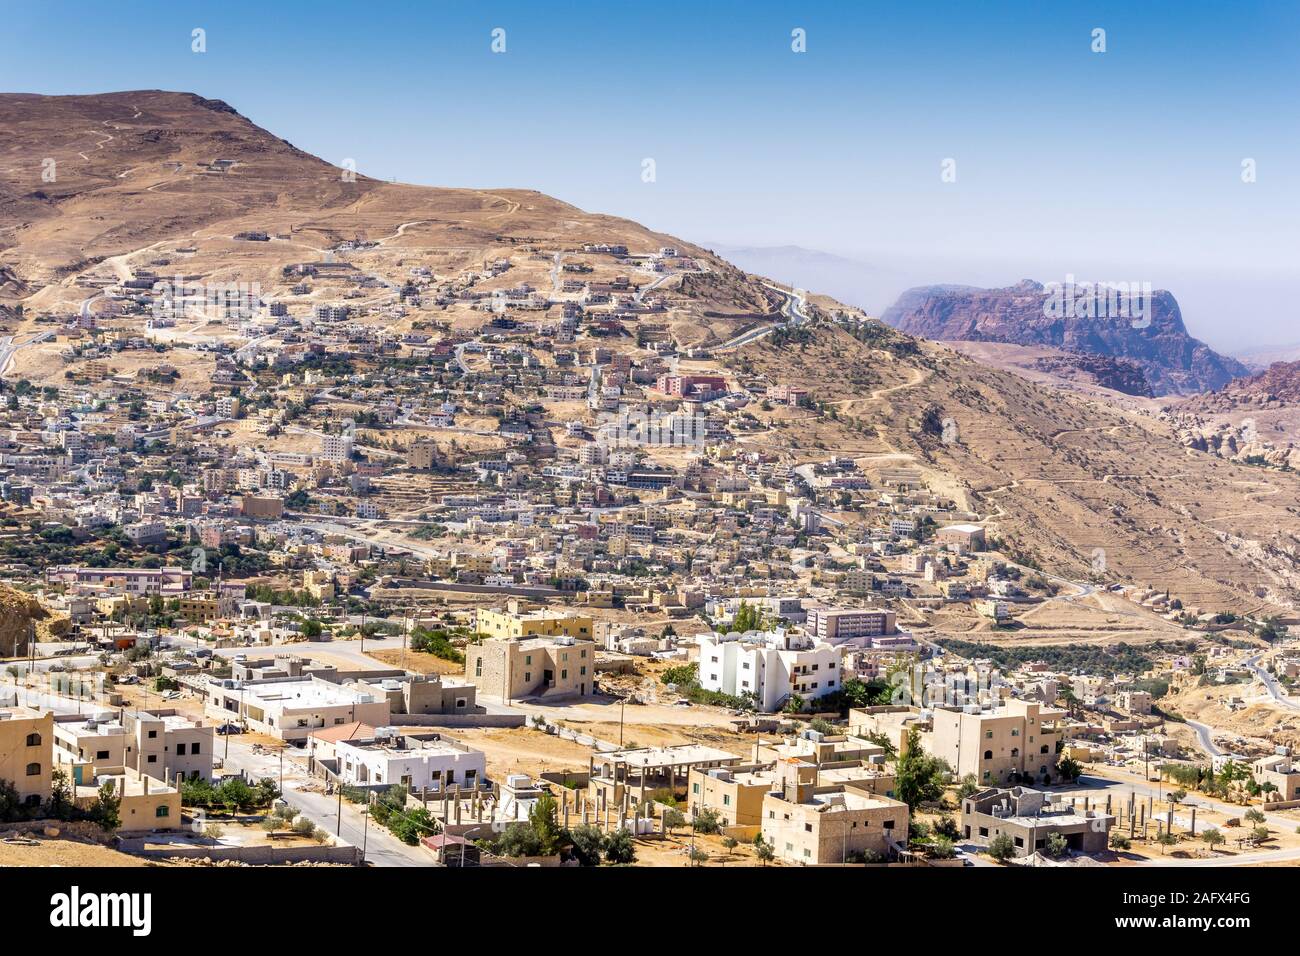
[215,723,243,735]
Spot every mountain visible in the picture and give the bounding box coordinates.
[0,90,779,340]
[3,90,1300,614]
[881,280,1248,395]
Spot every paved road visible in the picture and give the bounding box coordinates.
[1244,653,1300,710]
[1185,719,1225,757]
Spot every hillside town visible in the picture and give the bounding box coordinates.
[2,225,1299,873]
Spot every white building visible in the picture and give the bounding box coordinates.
[696,629,842,712]
[334,729,485,791]
[320,434,354,463]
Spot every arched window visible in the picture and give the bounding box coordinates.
[25,762,40,776]
[983,750,993,760]
[1010,748,1019,758]
[24,733,41,747]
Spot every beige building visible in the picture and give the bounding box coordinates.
[688,763,774,827]
[75,768,181,832]
[760,759,909,865]
[465,635,596,702]
[0,707,53,809]
[1253,754,1300,801]
[961,786,1113,857]
[473,606,594,642]
[928,700,1065,786]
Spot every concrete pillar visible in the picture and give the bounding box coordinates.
[1189,806,1197,836]
[1105,794,1112,815]
[563,801,570,830]
[453,787,462,825]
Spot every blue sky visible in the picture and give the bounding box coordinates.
[3,1,1298,350]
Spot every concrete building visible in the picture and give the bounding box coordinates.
[0,707,53,809]
[961,786,1114,857]
[473,606,593,642]
[688,763,774,827]
[122,709,214,783]
[464,635,595,702]
[803,607,897,646]
[760,759,909,865]
[928,700,1065,787]
[696,628,842,712]
[334,728,486,791]
[205,676,390,743]
[1253,754,1300,801]
[349,673,478,716]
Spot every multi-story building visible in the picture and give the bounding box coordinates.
[122,709,214,783]
[803,607,897,646]
[319,434,354,463]
[0,707,53,809]
[696,628,842,712]
[473,606,593,642]
[760,759,909,865]
[928,699,1065,786]
[464,634,596,702]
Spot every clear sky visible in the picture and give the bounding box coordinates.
[2,1,1297,351]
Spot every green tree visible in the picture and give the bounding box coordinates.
[566,824,604,866]
[987,833,1016,862]
[90,779,121,831]
[1056,755,1083,783]
[894,727,952,810]
[602,827,637,864]
[529,791,562,855]
[1201,828,1225,852]
[1044,832,1069,859]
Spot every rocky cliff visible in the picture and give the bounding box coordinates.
[882,280,1247,395]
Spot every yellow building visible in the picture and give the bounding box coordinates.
[0,708,53,810]
[688,763,773,827]
[473,607,593,642]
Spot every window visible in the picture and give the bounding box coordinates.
[804,823,813,832]
[96,750,110,760]
[561,669,568,680]
[192,743,201,754]
[147,755,157,764]
[579,666,586,676]
[693,783,700,794]
[1011,729,1020,737]
[155,806,170,818]
[723,795,731,806]
[147,730,158,739]
[24,733,40,747]
[978,826,989,837]
[983,750,993,760]
[25,763,40,776]
[525,655,532,666]
[176,744,186,754]
[985,730,993,739]
[1040,745,1049,754]
[524,672,531,683]
[475,659,482,677]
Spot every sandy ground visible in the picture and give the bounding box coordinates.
[424,725,593,779]
[0,836,166,866]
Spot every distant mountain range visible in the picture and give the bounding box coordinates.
[881,280,1249,396]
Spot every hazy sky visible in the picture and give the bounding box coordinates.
[2,1,1298,352]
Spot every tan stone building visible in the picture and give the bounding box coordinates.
[928,700,1065,786]
[465,635,596,702]
[688,763,774,827]
[760,759,909,865]
[0,707,53,809]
